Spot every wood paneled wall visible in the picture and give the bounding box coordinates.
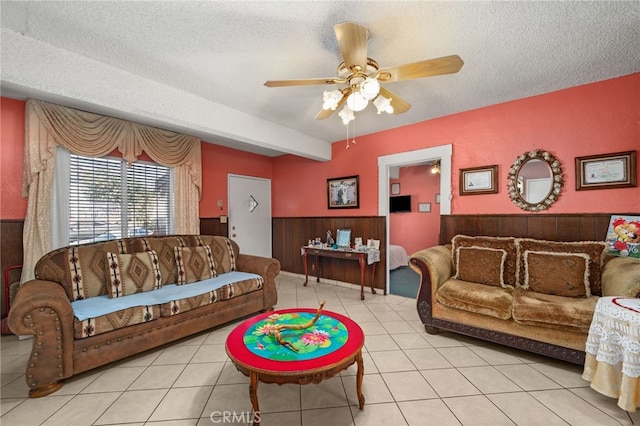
[439,213,636,244]
[200,217,228,237]
[1,220,24,317]
[273,217,387,291]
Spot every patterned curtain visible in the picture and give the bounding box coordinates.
[21,99,202,282]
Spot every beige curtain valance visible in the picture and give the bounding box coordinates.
[23,99,201,198]
[21,99,202,282]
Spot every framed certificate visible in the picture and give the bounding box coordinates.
[575,151,636,190]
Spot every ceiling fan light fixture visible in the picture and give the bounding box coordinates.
[338,105,355,125]
[346,91,368,112]
[373,95,393,114]
[322,89,343,110]
[359,77,380,100]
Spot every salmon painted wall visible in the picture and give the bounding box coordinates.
[389,165,441,253]
[3,73,639,221]
[272,73,640,217]
[0,97,273,220]
[0,98,28,219]
[199,143,273,217]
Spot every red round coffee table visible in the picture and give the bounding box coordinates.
[225,308,365,425]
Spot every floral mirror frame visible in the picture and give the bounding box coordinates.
[507,149,563,211]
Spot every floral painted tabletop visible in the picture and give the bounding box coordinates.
[243,311,348,361]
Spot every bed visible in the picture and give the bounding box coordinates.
[389,244,410,270]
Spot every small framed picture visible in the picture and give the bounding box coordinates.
[460,165,499,195]
[575,151,636,190]
[418,202,431,213]
[391,182,400,195]
[327,175,359,209]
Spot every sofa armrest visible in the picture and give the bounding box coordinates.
[7,280,75,395]
[410,245,454,292]
[409,246,453,326]
[236,254,281,308]
[601,256,640,297]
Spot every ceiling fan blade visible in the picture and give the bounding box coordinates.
[314,89,349,120]
[264,77,345,87]
[334,22,368,72]
[379,86,411,114]
[375,55,464,82]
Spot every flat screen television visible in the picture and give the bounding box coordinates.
[390,195,412,213]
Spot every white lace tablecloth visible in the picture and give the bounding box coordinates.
[582,296,640,412]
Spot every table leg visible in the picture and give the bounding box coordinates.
[359,255,365,300]
[249,371,260,425]
[356,350,365,410]
[370,263,377,295]
[303,252,308,286]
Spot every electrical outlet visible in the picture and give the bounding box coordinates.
[220,215,227,223]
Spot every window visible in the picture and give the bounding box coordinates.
[67,154,173,245]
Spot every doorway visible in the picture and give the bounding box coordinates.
[228,174,272,257]
[378,145,453,295]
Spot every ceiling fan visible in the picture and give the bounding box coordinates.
[264,22,464,124]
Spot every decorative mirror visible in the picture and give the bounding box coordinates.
[507,149,563,211]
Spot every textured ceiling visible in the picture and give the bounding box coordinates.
[2,1,639,160]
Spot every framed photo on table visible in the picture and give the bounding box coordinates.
[575,151,637,190]
[327,175,359,209]
[459,165,498,195]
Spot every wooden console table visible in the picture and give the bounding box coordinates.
[301,246,377,300]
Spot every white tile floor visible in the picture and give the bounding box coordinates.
[1,273,638,425]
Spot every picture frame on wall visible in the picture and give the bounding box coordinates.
[575,151,637,190]
[327,175,359,209]
[391,182,400,195]
[418,202,432,213]
[459,165,499,195]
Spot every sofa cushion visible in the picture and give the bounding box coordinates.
[35,242,122,300]
[516,239,606,295]
[454,247,507,287]
[522,250,590,297]
[175,245,217,284]
[512,288,597,332]
[452,235,517,287]
[436,279,513,320]
[160,275,264,316]
[106,251,162,298]
[202,236,238,273]
[74,305,160,338]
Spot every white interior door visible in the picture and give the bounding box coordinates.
[228,174,272,257]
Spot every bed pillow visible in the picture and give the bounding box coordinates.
[454,246,507,287]
[175,245,217,285]
[106,251,162,298]
[523,250,591,297]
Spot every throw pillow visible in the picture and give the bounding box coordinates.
[106,251,162,298]
[523,250,591,297]
[175,245,217,285]
[454,247,507,287]
[515,239,606,295]
[451,235,518,286]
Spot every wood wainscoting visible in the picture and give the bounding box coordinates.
[1,220,24,318]
[439,213,634,244]
[200,217,228,238]
[273,217,386,292]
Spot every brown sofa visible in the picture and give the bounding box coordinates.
[8,235,280,397]
[410,235,640,364]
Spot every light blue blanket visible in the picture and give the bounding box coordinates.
[71,271,262,321]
